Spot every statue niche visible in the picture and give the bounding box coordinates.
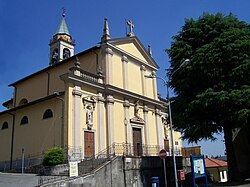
[162,114,169,139]
[86,105,93,130]
[130,100,144,124]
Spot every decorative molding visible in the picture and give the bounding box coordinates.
[72,89,82,96]
[60,73,164,108]
[86,104,94,130]
[151,71,156,76]
[143,105,148,112]
[140,65,146,71]
[106,95,114,104]
[97,94,105,103]
[130,116,145,124]
[83,96,96,110]
[155,108,161,116]
[123,100,130,108]
[121,55,128,63]
[134,100,140,118]
[104,47,114,56]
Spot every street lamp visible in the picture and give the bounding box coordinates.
[145,59,190,187]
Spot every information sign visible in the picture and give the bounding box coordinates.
[69,161,79,177]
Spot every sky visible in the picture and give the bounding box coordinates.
[0,0,249,157]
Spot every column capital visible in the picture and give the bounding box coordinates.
[106,95,114,104]
[103,47,114,56]
[121,55,128,63]
[123,100,130,108]
[140,64,146,71]
[72,89,82,96]
[143,105,149,112]
[97,95,105,103]
[155,108,161,116]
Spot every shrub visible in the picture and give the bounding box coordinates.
[42,147,65,166]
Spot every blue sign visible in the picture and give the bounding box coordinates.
[190,155,208,187]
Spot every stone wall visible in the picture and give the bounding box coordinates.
[41,156,183,187]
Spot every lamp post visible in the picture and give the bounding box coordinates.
[145,59,189,187]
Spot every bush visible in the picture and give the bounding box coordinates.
[42,147,65,166]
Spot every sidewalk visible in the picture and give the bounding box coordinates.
[209,180,250,187]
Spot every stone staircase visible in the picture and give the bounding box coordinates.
[78,157,111,176]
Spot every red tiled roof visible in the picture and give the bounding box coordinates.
[205,158,227,168]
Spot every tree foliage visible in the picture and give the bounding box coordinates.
[167,13,250,142]
[167,13,250,180]
[42,147,65,166]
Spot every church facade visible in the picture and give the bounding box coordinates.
[0,14,182,169]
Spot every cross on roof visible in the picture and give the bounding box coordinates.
[127,19,134,37]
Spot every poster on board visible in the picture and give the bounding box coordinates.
[69,161,79,177]
[190,155,208,187]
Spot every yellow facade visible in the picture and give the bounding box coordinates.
[0,17,182,170]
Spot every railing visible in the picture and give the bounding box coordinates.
[66,146,82,162]
[38,175,69,186]
[80,71,99,82]
[112,143,163,157]
[37,143,181,185]
[0,152,44,172]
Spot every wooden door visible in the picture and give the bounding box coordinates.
[84,131,94,158]
[133,128,142,156]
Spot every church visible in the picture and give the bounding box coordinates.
[0,13,182,170]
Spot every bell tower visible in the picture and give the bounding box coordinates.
[49,10,75,66]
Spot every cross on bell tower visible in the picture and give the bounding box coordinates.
[49,9,75,66]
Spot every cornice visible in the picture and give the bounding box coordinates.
[60,73,164,108]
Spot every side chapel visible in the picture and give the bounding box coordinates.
[0,13,182,168]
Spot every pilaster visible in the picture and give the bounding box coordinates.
[97,93,105,151]
[102,47,114,84]
[72,86,82,158]
[140,65,147,96]
[122,55,128,89]
[152,71,158,100]
[106,95,114,147]
[123,99,130,144]
[143,105,150,146]
[155,108,164,147]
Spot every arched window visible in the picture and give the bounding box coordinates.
[43,109,53,119]
[19,98,28,106]
[1,121,8,130]
[20,116,28,125]
[51,48,59,64]
[63,48,70,59]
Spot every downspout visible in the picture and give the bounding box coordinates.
[46,72,50,96]
[9,113,15,170]
[123,156,127,187]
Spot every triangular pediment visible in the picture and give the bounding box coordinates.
[130,116,145,124]
[108,36,159,69]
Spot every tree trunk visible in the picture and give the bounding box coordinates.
[223,126,241,181]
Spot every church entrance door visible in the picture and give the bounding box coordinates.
[84,131,94,158]
[132,128,142,156]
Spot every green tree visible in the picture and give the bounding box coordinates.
[42,147,66,166]
[167,13,250,181]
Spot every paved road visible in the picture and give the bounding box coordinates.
[0,172,39,187]
[209,181,250,187]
